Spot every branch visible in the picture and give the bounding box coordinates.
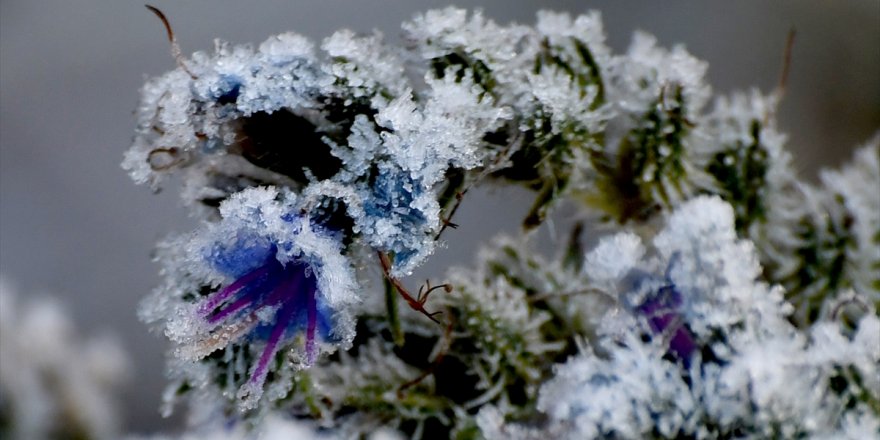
[377,252,446,325]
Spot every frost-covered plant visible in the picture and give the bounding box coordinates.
[478,197,879,439]
[0,278,129,440]
[126,6,879,439]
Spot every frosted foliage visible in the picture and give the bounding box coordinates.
[403,8,526,67]
[375,78,507,184]
[520,197,879,439]
[322,30,407,98]
[609,32,710,118]
[703,91,784,151]
[0,278,128,440]
[536,11,608,59]
[123,6,880,438]
[476,405,565,440]
[350,76,508,274]
[531,11,612,127]
[817,138,880,301]
[125,32,327,185]
[300,338,431,434]
[444,261,566,392]
[526,66,606,135]
[700,90,798,234]
[538,337,695,440]
[584,232,645,288]
[405,8,615,147]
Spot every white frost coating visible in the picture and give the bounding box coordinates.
[375,77,507,187]
[302,338,429,432]
[127,412,332,440]
[702,90,784,152]
[130,409,410,440]
[536,10,606,51]
[403,7,526,65]
[258,32,315,62]
[816,137,880,302]
[608,32,710,118]
[526,66,605,134]
[125,16,514,275]
[512,197,879,439]
[139,187,361,413]
[322,29,407,98]
[584,232,645,288]
[0,278,129,440]
[538,336,696,440]
[654,196,762,296]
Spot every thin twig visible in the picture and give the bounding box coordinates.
[398,315,454,393]
[777,28,797,95]
[434,191,464,240]
[145,5,197,79]
[765,28,796,126]
[377,252,443,324]
[434,129,525,241]
[417,280,452,304]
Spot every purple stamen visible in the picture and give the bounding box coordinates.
[248,301,293,390]
[262,264,306,309]
[204,261,304,325]
[198,264,273,316]
[207,293,258,324]
[305,283,318,365]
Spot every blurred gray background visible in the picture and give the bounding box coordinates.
[1,0,878,434]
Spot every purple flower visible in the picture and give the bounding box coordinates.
[635,283,697,367]
[183,229,341,408]
[160,187,359,409]
[196,247,331,392]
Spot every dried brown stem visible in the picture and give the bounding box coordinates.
[434,191,464,240]
[378,252,443,324]
[435,128,526,240]
[145,5,197,79]
[778,28,796,94]
[418,280,452,304]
